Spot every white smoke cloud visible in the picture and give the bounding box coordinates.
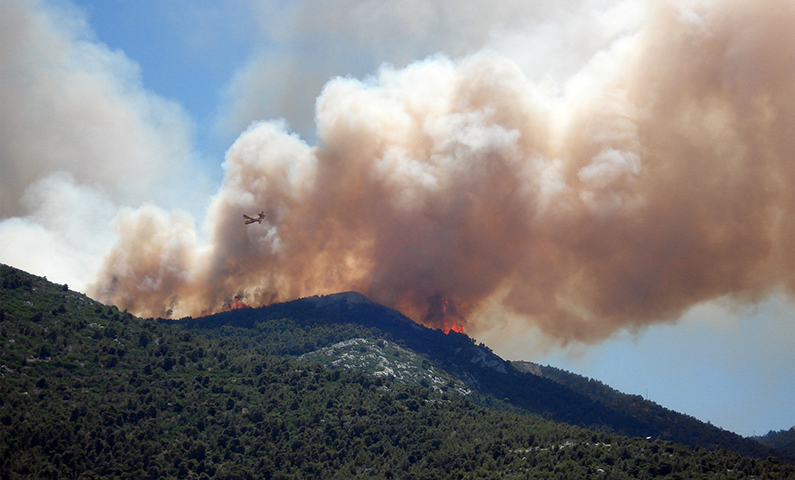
[91,0,793,348]
[2,0,791,349]
[217,0,647,142]
[0,0,198,217]
[0,173,116,289]
[0,0,207,289]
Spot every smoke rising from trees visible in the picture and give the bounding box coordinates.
[1,0,791,346]
[89,0,793,344]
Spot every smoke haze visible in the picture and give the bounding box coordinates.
[1,0,791,347]
[86,0,793,344]
[218,0,649,140]
[0,0,210,288]
[0,0,200,218]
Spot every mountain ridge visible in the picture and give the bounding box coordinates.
[1,263,792,478]
[164,290,785,461]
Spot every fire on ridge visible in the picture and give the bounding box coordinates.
[88,0,794,346]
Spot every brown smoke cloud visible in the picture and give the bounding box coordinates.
[89,0,794,344]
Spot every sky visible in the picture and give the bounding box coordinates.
[0,0,793,438]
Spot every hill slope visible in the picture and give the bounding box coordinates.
[1,265,792,479]
[511,361,795,464]
[752,427,795,460]
[168,291,785,461]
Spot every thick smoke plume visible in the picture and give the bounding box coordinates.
[0,0,204,289]
[90,0,793,344]
[0,0,196,219]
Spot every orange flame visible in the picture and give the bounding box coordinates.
[433,296,465,334]
[228,295,250,310]
[442,321,465,334]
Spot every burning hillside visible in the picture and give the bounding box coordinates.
[86,0,793,345]
[225,295,250,311]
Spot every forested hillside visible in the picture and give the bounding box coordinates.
[169,292,785,461]
[1,264,792,479]
[752,428,795,461]
[511,361,795,464]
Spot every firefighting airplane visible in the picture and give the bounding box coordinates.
[243,211,265,225]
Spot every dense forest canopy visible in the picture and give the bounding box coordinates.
[168,291,788,461]
[1,264,791,479]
